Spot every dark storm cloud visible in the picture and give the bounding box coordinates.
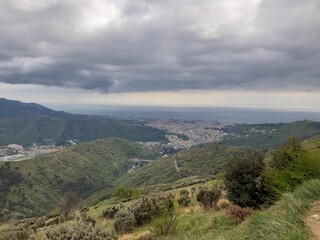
[0,0,319,93]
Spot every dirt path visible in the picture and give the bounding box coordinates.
[305,201,320,240]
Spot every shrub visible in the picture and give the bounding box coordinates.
[224,149,268,208]
[114,186,140,200]
[196,186,221,209]
[102,206,120,219]
[225,204,255,224]
[191,187,196,197]
[114,209,136,234]
[149,194,178,236]
[131,194,174,227]
[131,197,154,226]
[150,208,179,236]
[265,136,320,199]
[31,216,47,231]
[0,229,30,240]
[46,217,115,240]
[178,189,191,207]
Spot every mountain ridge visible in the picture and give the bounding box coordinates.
[0,98,167,146]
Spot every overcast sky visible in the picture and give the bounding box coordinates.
[0,0,319,109]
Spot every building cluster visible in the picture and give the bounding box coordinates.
[145,119,227,148]
[0,144,64,161]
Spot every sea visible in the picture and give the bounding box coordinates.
[53,105,320,124]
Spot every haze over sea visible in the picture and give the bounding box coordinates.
[52,105,320,124]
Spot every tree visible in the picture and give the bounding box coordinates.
[59,191,78,218]
[224,149,266,208]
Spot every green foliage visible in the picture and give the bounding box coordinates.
[119,142,237,187]
[0,229,30,240]
[224,149,267,208]
[265,136,320,199]
[113,209,136,234]
[46,216,116,240]
[0,98,167,146]
[221,120,320,148]
[0,138,157,221]
[271,136,304,169]
[196,186,221,209]
[114,186,140,200]
[239,179,320,240]
[150,206,179,237]
[0,163,24,217]
[130,194,175,227]
[177,189,191,207]
[102,206,120,219]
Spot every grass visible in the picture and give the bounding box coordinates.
[238,179,320,240]
[134,179,320,240]
[2,179,320,240]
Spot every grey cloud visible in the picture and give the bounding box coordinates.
[0,0,319,93]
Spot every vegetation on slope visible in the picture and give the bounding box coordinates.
[221,120,320,148]
[119,142,237,187]
[0,138,159,221]
[0,98,167,146]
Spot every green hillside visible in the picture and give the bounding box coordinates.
[119,142,237,187]
[0,98,68,119]
[0,98,167,146]
[221,120,320,148]
[0,138,159,220]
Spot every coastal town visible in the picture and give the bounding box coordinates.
[143,119,227,148]
[0,119,228,161]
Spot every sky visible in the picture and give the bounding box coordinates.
[0,0,320,110]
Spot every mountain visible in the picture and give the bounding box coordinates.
[0,98,69,119]
[0,138,159,220]
[221,120,320,148]
[118,142,238,187]
[0,98,167,146]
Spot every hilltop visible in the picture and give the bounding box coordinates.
[0,98,167,146]
[0,138,159,220]
[0,98,69,119]
[221,120,320,148]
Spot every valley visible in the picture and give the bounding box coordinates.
[1,99,320,240]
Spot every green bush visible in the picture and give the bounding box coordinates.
[114,186,141,200]
[196,186,221,209]
[102,206,120,219]
[46,216,115,240]
[178,189,191,207]
[131,194,174,226]
[150,208,179,236]
[114,209,136,234]
[224,149,267,208]
[265,136,320,199]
